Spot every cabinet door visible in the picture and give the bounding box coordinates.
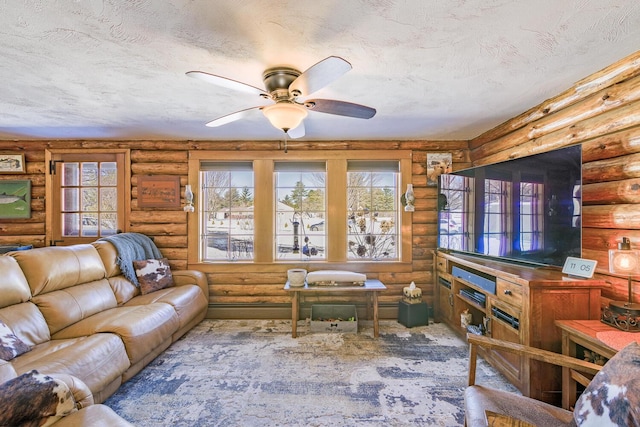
[488,300,523,387]
[437,275,454,323]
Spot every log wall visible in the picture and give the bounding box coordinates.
[470,50,640,306]
[0,139,467,318]
[2,49,638,317]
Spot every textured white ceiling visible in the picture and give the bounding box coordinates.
[1,0,639,141]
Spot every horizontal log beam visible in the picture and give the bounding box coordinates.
[582,152,640,184]
[581,125,640,162]
[129,223,186,235]
[582,204,640,229]
[129,210,187,224]
[131,150,188,163]
[583,178,640,204]
[131,163,188,175]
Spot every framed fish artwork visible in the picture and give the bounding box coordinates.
[0,154,26,173]
[0,180,31,219]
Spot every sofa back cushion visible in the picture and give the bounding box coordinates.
[0,256,31,309]
[92,240,122,278]
[32,280,118,335]
[10,245,107,297]
[0,319,31,361]
[92,240,141,304]
[0,303,51,346]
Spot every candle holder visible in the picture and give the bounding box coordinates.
[404,184,415,212]
[183,184,195,213]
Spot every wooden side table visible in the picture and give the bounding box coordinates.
[555,320,618,410]
[283,279,387,338]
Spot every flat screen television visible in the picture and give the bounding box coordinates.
[438,145,582,267]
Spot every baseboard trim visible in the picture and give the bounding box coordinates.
[206,303,402,320]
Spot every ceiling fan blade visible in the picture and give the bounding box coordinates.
[205,106,262,127]
[287,121,305,139]
[305,99,376,119]
[289,56,352,98]
[186,71,269,97]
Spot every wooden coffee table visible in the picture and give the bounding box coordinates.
[284,279,387,338]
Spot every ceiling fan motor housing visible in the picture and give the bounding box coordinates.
[263,67,301,97]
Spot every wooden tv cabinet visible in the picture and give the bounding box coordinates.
[433,250,606,406]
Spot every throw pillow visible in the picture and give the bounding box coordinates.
[0,370,77,427]
[0,319,31,361]
[573,341,640,427]
[133,257,174,295]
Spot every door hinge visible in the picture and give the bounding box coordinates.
[49,160,62,175]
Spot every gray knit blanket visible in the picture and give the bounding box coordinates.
[100,233,163,286]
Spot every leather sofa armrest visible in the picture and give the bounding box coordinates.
[47,373,95,409]
[466,333,602,386]
[172,270,209,300]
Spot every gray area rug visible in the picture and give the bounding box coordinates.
[105,319,516,426]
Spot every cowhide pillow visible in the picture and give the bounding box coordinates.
[0,319,31,361]
[573,341,640,427]
[0,370,77,427]
[133,257,174,295]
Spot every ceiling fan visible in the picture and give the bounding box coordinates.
[186,56,376,139]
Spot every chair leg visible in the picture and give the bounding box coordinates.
[468,342,478,386]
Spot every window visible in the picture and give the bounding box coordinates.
[274,162,326,261]
[347,161,399,260]
[200,162,254,261]
[439,174,473,252]
[189,151,412,266]
[47,151,128,246]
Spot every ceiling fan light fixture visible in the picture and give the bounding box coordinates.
[262,102,308,132]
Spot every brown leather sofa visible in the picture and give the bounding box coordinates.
[0,242,209,425]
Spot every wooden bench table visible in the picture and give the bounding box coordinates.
[284,279,387,338]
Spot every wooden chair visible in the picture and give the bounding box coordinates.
[464,333,602,427]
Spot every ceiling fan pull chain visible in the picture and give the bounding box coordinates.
[283,132,288,154]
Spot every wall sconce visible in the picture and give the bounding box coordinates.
[404,184,415,212]
[602,237,640,332]
[183,184,194,213]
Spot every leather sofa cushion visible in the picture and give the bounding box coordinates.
[107,275,140,305]
[92,240,122,278]
[52,304,179,364]
[0,302,51,346]
[11,334,129,396]
[11,245,106,296]
[125,284,207,330]
[464,385,574,427]
[32,279,118,335]
[0,256,31,308]
[54,404,135,427]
